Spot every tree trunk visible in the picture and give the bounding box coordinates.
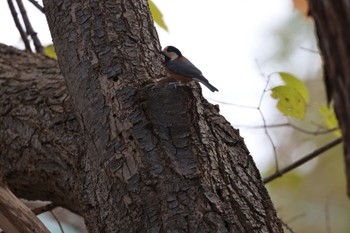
[0,0,283,232]
[309,0,350,196]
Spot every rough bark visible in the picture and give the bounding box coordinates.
[0,44,84,214]
[309,0,350,196]
[0,0,283,232]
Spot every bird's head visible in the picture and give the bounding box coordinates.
[162,46,182,61]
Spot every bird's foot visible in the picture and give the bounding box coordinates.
[169,81,185,89]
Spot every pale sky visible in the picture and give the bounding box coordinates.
[0,0,311,172]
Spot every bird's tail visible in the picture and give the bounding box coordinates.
[204,82,219,92]
[198,78,218,92]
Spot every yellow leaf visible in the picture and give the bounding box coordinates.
[319,106,341,137]
[148,0,168,31]
[271,86,306,119]
[278,72,309,102]
[44,44,57,59]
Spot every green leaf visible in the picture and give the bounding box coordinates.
[148,0,168,31]
[271,86,306,119]
[278,72,309,102]
[319,105,341,137]
[44,44,57,59]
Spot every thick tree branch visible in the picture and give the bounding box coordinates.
[0,43,85,214]
[0,184,50,233]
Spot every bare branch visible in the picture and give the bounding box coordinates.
[280,220,296,233]
[269,123,337,135]
[258,72,279,172]
[300,46,320,54]
[16,0,43,53]
[210,66,340,182]
[27,0,44,13]
[263,137,342,183]
[21,200,57,215]
[242,122,339,136]
[285,213,305,223]
[206,98,258,109]
[7,0,32,52]
[32,203,56,215]
[325,197,332,233]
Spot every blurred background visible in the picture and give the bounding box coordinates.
[1,0,348,232]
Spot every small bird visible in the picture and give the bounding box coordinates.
[162,46,219,92]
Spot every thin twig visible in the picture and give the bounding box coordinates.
[325,197,332,233]
[212,63,339,183]
[251,65,282,173]
[16,0,43,53]
[241,122,338,136]
[27,0,44,13]
[207,98,258,109]
[263,137,342,183]
[300,46,320,54]
[50,210,65,233]
[280,220,296,233]
[285,213,305,224]
[258,72,279,172]
[32,203,56,215]
[285,124,337,135]
[7,0,32,51]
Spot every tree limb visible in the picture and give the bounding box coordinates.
[31,203,56,215]
[264,137,342,183]
[0,184,50,233]
[0,43,84,214]
[27,0,44,13]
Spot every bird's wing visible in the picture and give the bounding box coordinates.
[166,58,204,79]
[166,58,219,92]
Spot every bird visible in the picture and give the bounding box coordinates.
[162,46,219,92]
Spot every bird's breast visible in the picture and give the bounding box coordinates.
[166,69,193,83]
